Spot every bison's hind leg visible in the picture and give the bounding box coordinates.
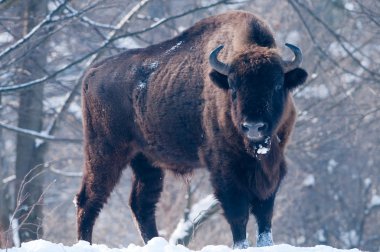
[129,153,164,244]
[76,139,130,243]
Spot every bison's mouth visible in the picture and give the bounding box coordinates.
[247,136,272,157]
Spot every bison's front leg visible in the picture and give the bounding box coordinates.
[251,194,276,247]
[211,173,250,249]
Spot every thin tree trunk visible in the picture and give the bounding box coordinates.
[14,0,48,243]
[0,93,14,248]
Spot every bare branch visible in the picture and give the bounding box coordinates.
[286,0,376,83]
[114,0,233,41]
[63,3,118,30]
[0,0,151,93]
[0,0,69,61]
[0,122,82,143]
[0,0,233,93]
[292,0,379,79]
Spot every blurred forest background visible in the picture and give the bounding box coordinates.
[0,0,379,251]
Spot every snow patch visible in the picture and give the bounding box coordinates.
[45,94,81,120]
[296,84,329,99]
[364,178,371,189]
[340,230,359,248]
[257,231,273,247]
[165,41,183,55]
[68,102,82,120]
[3,237,364,252]
[137,81,147,90]
[233,239,249,249]
[341,73,359,84]
[148,61,159,70]
[257,146,270,155]
[303,174,315,187]
[316,229,327,243]
[327,159,338,174]
[11,218,20,247]
[329,42,347,58]
[2,175,16,184]
[0,32,14,44]
[115,37,141,49]
[369,194,380,208]
[285,31,300,45]
[344,2,355,11]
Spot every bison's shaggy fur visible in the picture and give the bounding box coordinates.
[76,10,307,248]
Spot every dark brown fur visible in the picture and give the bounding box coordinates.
[76,10,307,247]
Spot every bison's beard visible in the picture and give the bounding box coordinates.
[245,136,272,158]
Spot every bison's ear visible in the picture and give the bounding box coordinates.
[209,70,229,90]
[284,68,308,91]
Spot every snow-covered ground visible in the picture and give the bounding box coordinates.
[2,237,362,252]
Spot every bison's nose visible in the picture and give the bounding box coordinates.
[241,121,268,141]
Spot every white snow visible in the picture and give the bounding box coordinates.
[11,218,20,247]
[296,85,329,99]
[115,37,141,49]
[0,32,14,43]
[256,231,273,247]
[327,159,338,174]
[137,81,147,90]
[257,146,270,155]
[363,178,371,189]
[45,94,82,120]
[328,42,347,58]
[1,237,363,252]
[285,31,300,45]
[310,73,318,79]
[165,41,183,55]
[344,2,355,11]
[368,194,380,208]
[148,61,159,70]
[302,174,315,187]
[316,229,327,243]
[340,230,359,248]
[2,174,16,184]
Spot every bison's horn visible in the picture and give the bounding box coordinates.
[209,45,230,76]
[283,43,303,73]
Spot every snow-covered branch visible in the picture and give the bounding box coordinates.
[169,194,221,246]
[0,122,82,143]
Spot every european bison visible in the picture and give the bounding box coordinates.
[75,10,307,249]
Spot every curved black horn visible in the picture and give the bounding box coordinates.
[209,45,230,75]
[283,43,303,73]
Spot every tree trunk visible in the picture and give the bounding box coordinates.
[0,93,14,248]
[13,0,48,243]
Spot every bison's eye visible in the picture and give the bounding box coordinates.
[275,83,282,91]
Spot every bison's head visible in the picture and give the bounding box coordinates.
[209,44,307,156]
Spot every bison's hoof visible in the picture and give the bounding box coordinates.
[257,230,273,247]
[233,239,249,249]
